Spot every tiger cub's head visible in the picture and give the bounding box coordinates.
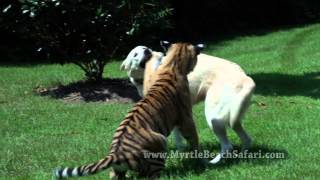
[161,41,204,75]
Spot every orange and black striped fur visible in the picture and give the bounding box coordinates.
[53,42,203,179]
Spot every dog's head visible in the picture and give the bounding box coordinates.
[120,46,153,71]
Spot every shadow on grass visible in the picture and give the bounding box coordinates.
[202,22,319,48]
[36,78,141,103]
[2,23,319,67]
[251,72,320,99]
[163,142,288,177]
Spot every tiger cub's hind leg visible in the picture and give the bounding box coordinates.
[144,131,168,153]
[109,168,127,180]
[136,131,167,178]
[138,157,165,179]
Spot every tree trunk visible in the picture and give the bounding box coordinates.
[74,59,106,83]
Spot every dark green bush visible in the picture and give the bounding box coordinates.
[1,0,173,81]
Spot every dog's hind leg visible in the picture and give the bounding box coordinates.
[205,86,233,164]
[230,78,255,151]
[233,122,252,151]
[210,119,234,164]
[231,96,253,151]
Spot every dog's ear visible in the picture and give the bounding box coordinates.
[195,43,204,55]
[160,40,171,52]
[144,47,152,57]
[139,48,153,68]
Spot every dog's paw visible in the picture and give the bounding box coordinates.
[209,153,223,164]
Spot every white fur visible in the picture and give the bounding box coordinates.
[62,168,69,177]
[72,168,78,176]
[121,47,255,164]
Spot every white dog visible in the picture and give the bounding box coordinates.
[120,45,255,164]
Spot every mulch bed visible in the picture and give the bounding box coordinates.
[34,78,141,103]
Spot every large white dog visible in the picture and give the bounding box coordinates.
[120,45,255,163]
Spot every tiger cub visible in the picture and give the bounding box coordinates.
[53,42,204,179]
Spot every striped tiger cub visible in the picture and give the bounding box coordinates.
[53,42,204,179]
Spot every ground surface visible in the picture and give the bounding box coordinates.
[1,23,320,179]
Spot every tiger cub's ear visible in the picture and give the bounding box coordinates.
[195,44,204,55]
[160,40,171,52]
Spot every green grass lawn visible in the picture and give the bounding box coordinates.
[1,23,320,179]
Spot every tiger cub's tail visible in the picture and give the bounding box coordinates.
[53,155,113,179]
